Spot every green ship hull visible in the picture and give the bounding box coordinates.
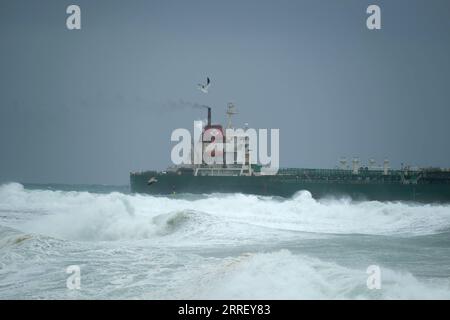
[130,106,450,202]
[130,169,450,203]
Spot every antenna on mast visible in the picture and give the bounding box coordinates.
[339,157,348,170]
[226,102,238,129]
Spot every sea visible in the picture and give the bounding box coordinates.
[1,182,450,299]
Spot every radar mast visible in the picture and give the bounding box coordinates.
[226,102,238,129]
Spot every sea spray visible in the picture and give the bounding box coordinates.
[1,183,450,299]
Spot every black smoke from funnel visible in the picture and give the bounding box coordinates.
[164,99,208,111]
[163,99,211,125]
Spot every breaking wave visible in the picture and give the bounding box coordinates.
[1,183,450,299]
[1,183,450,243]
[178,250,450,300]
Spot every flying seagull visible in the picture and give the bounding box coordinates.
[198,77,210,93]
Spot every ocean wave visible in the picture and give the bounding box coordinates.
[1,183,450,242]
[0,225,34,249]
[149,249,450,299]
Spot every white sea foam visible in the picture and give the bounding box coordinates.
[177,250,450,300]
[1,226,448,299]
[1,183,449,242]
[1,183,450,299]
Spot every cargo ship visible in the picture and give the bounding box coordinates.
[130,104,450,202]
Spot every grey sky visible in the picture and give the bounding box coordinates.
[1,0,449,185]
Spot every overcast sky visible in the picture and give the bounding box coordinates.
[1,0,449,185]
